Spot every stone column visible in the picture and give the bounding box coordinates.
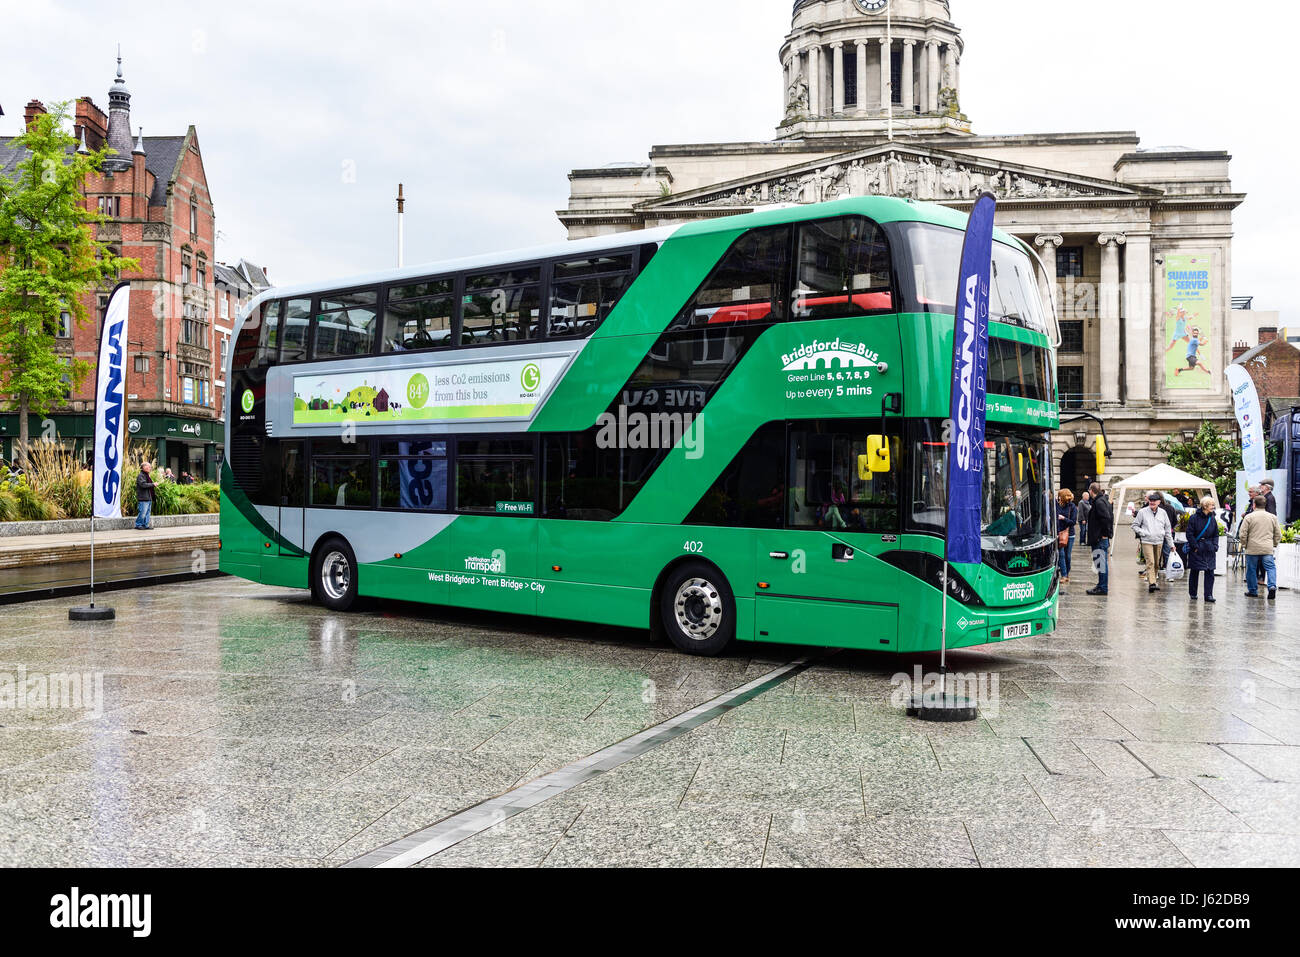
[931,41,943,112]
[808,45,821,116]
[917,40,928,112]
[879,38,891,111]
[1034,234,1064,315]
[1098,233,1127,405]
[831,42,845,115]
[902,40,915,112]
[1124,233,1153,404]
[855,40,868,115]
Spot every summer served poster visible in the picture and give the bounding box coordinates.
[1163,253,1214,389]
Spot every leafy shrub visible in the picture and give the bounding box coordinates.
[8,477,62,521]
[0,440,219,522]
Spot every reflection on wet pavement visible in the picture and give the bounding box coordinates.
[1,564,1297,867]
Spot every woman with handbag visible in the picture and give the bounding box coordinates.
[1186,495,1221,602]
[1057,488,1078,583]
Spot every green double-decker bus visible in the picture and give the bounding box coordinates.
[221,197,1059,656]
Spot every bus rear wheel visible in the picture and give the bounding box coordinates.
[312,537,358,612]
[660,562,735,657]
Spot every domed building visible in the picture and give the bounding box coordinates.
[559,0,1244,488]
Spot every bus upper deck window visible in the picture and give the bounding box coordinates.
[794,217,893,320]
[313,290,379,360]
[463,268,542,345]
[281,298,312,362]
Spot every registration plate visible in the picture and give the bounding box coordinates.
[1003,622,1033,639]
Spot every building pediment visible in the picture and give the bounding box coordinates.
[639,143,1164,211]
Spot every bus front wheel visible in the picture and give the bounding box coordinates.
[312,536,358,612]
[660,562,735,657]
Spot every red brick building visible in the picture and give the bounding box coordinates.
[0,57,269,480]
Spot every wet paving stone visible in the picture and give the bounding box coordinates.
[0,564,1296,866]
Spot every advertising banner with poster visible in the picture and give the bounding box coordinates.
[1163,253,1215,389]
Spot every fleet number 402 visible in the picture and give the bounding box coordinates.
[683,541,705,554]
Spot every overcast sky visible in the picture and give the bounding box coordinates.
[3,0,1292,323]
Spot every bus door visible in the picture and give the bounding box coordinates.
[278,440,305,556]
[754,422,902,651]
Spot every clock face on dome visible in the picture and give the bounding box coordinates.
[855,0,890,13]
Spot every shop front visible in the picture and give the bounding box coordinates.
[0,412,222,482]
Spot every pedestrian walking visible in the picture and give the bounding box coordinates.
[1056,489,1078,583]
[135,462,156,530]
[1186,496,1220,603]
[1158,496,1179,569]
[1079,490,1092,546]
[1239,496,1282,600]
[1085,482,1114,596]
[1133,491,1174,593]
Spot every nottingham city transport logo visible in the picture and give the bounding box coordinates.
[1003,581,1035,602]
[782,338,881,372]
[240,389,254,414]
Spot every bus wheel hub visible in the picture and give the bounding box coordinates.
[675,578,721,640]
[321,550,351,601]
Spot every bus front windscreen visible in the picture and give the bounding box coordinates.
[897,223,1049,337]
[981,431,1053,552]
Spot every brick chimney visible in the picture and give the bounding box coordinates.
[1259,327,1278,344]
[23,99,46,132]
[1233,340,1251,361]
[75,97,109,150]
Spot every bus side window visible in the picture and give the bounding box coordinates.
[455,439,536,513]
[787,421,899,534]
[255,300,280,366]
[549,254,634,338]
[280,298,312,363]
[794,217,893,320]
[463,268,542,345]
[313,290,379,359]
[671,226,790,330]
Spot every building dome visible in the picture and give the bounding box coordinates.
[779,0,967,139]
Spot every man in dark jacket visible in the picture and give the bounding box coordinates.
[1261,479,1278,516]
[1085,482,1114,596]
[135,463,156,530]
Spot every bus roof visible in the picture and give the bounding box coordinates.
[239,196,1023,317]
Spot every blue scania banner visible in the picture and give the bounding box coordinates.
[946,191,997,565]
[92,282,132,520]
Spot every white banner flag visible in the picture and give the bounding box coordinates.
[92,283,131,520]
[1226,362,1266,480]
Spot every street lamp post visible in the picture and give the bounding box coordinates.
[396,183,405,268]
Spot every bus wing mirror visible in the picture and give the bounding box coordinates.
[862,436,891,477]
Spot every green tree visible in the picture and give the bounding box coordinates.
[1156,421,1242,502]
[0,102,136,469]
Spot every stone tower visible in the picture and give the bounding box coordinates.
[104,52,134,170]
[779,0,968,138]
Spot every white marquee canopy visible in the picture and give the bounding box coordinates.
[1112,464,1219,516]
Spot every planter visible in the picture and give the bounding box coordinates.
[1276,543,1300,590]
